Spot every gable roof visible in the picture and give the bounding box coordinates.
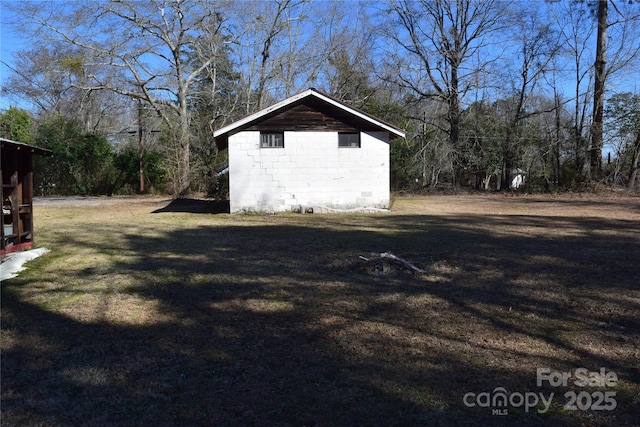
[213,88,406,150]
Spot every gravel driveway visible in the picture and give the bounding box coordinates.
[33,196,168,207]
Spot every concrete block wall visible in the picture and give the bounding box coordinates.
[228,130,390,213]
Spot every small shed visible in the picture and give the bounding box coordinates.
[1,138,52,255]
[213,88,406,213]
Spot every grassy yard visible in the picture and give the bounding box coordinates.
[2,194,639,426]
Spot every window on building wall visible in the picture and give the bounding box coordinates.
[338,132,360,148]
[260,132,284,148]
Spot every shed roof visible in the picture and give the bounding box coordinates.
[213,88,406,150]
[1,138,53,156]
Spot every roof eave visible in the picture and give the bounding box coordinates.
[309,90,406,139]
[213,89,316,138]
[0,138,53,156]
[213,88,406,140]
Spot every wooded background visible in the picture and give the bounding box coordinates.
[1,0,639,196]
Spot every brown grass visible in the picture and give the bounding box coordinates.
[2,194,639,426]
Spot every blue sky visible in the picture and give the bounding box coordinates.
[0,1,27,109]
[1,0,638,113]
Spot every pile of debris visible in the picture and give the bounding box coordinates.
[298,205,388,214]
[357,252,425,276]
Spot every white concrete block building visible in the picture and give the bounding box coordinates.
[213,89,405,213]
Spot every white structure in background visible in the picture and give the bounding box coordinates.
[511,173,525,189]
[213,88,406,213]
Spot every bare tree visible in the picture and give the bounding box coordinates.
[2,42,131,136]
[548,0,595,174]
[496,4,562,189]
[313,2,378,107]
[590,0,608,178]
[253,0,297,108]
[590,0,640,179]
[382,0,505,188]
[228,0,314,112]
[606,92,640,189]
[10,0,229,195]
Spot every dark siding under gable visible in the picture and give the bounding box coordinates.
[214,89,405,150]
[244,99,381,133]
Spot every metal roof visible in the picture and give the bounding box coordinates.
[1,138,53,156]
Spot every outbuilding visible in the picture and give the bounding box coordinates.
[213,88,405,213]
[1,138,52,255]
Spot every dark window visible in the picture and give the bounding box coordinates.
[338,132,360,148]
[260,132,284,148]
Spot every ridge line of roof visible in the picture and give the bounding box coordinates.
[213,88,405,139]
[306,88,406,137]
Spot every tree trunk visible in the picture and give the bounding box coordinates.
[175,71,191,195]
[590,0,607,178]
[137,100,145,193]
[178,138,190,195]
[629,133,640,190]
[554,92,562,186]
[177,99,191,195]
[448,49,461,190]
[256,0,291,110]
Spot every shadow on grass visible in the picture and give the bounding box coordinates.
[2,211,639,426]
[151,198,230,214]
[481,194,640,213]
